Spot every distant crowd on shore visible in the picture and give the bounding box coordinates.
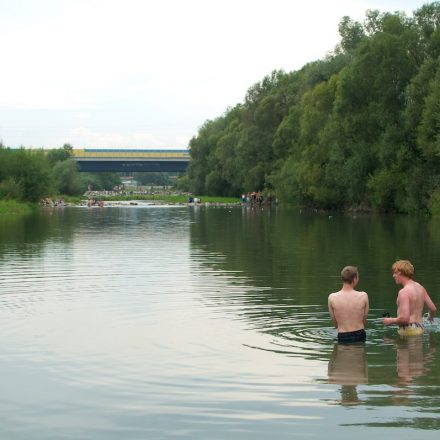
[40,197,66,207]
[241,191,276,206]
[87,198,104,208]
[187,197,201,203]
[40,188,277,207]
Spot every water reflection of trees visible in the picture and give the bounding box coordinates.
[190,207,440,409]
[189,207,440,311]
[0,208,80,260]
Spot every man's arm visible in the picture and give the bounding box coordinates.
[383,290,410,325]
[363,293,369,326]
[328,295,338,328]
[424,288,437,322]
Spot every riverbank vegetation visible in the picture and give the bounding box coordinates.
[186,3,440,214]
[0,143,122,212]
[4,4,440,215]
[0,143,235,211]
[0,200,34,216]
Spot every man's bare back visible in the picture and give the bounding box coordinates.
[328,266,369,342]
[328,289,369,333]
[383,260,436,331]
[397,280,431,324]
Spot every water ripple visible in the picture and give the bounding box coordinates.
[1,207,440,439]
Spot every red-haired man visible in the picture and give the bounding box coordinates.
[383,260,437,336]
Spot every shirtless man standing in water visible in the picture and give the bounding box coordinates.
[383,260,437,336]
[328,266,369,343]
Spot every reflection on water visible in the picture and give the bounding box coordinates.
[328,343,368,406]
[0,206,439,439]
[340,334,440,431]
[393,335,436,387]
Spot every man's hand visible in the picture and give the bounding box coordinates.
[383,317,394,326]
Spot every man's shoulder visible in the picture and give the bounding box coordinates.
[397,286,412,300]
[352,289,367,295]
[413,281,426,292]
[355,290,369,300]
[328,291,340,300]
[398,285,411,295]
[329,290,342,296]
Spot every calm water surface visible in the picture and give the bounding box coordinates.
[0,205,439,439]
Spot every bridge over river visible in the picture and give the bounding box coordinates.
[72,149,190,172]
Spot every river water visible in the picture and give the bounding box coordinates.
[0,204,439,439]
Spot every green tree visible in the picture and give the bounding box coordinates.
[337,16,365,53]
[135,172,173,186]
[11,149,53,201]
[0,177,24,200]
[53,159,83,195]
[80,172,121,191]
[184,3,440,214]
[47,144,73,166]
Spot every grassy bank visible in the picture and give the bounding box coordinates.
[94,194,240,204]
[0,199,34,216]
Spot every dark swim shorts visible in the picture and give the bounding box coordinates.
[337,329,366,343]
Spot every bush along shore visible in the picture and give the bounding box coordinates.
[0,200,35,216]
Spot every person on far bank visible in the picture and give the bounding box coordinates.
[383,260,437,336]
[328,266,369,343]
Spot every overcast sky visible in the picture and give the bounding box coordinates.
[0,0,429,149]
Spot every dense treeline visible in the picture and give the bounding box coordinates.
[134,172,176,186]
[0,144,121,202]
[186,3,440,214]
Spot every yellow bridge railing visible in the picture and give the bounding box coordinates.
[72,149,190,159]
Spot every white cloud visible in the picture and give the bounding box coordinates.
[0,0,428,148]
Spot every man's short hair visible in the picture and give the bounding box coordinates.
[341,266,358,283]
[392,260,414,278]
